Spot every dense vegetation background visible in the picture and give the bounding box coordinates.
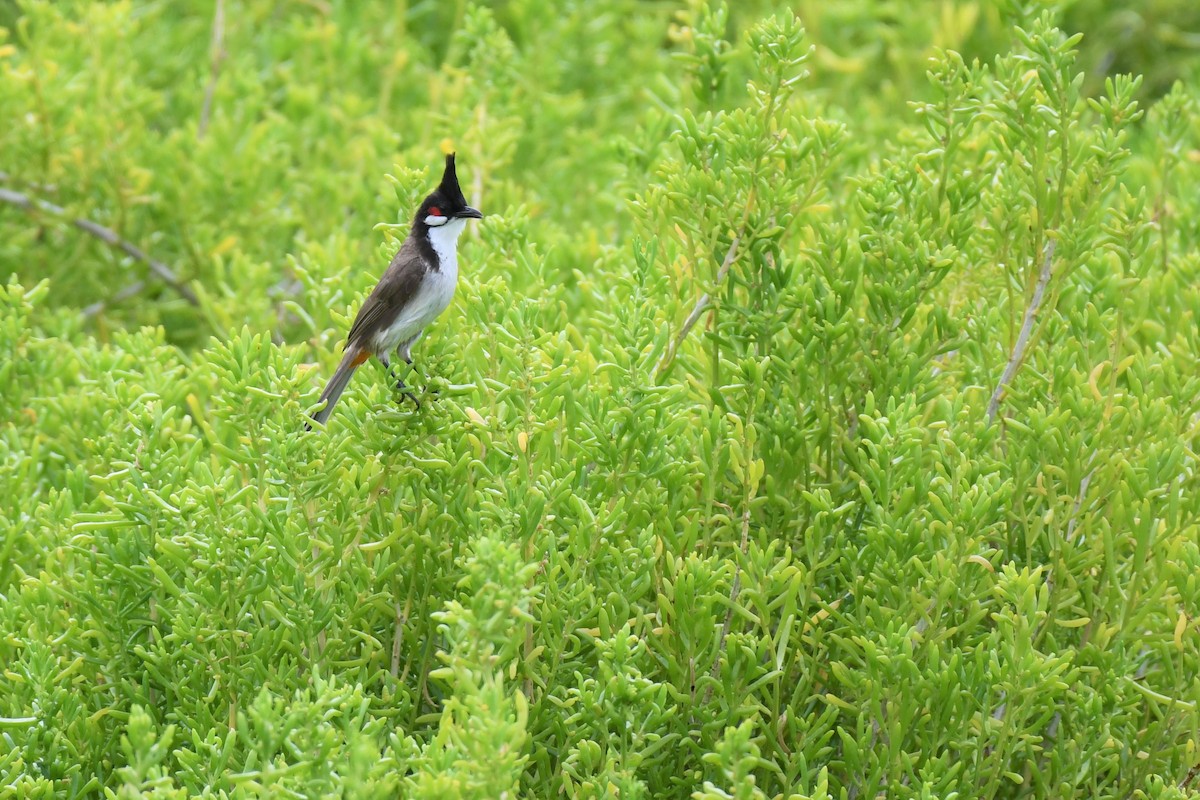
[3,0,1200,797]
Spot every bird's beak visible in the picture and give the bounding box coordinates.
[459,206,484,220]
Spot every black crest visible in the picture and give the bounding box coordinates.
[414,152,483,226]
[438,153,467,207]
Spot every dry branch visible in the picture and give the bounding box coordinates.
[987,239,1057,424]
[0,170,57,193]
[702,503,752,705]
[0,186,199,309]
[654,231,745,381]
[198,0,227,140]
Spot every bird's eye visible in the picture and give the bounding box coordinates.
[429,206,443,217]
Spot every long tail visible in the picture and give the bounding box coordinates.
[308,347,369,429]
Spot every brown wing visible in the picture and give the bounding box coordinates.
[345,237,429,349]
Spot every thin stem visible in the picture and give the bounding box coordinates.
[471,102,486,213]
[0,186,198,308]
[702,502,751,705]
[654,56,791,385]
[653,224,747,382]
[986,239,1056,424]
[0,170,56,194]
[198,0,227,140]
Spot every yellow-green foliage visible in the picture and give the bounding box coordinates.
[2,1,1200,798]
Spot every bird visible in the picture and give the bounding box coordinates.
[308,153,483,428]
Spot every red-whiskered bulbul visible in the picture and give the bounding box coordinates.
[308,153,483,428]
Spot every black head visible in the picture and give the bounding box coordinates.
[415,153,484,227]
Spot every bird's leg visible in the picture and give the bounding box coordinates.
[389,352,420,410]
[397,339,444,402]
[401,354,442,403]
[408,361,443,401]
[379,354,415,409]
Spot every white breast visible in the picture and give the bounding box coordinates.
[426,216,465,281]
[372,218,466,354]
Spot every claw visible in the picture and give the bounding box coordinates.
[392,378,421,410]
[387,356,425,410]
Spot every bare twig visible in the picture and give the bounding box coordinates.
[702,503,752,705]
[1065,466,1095,543]
[652,98,799,382]
[471,158,484,214]
[83,281,148,317]
[987,239,1057,424]
[1181,760,1200,792]
[471,104,486,213]
[0,170,57,194]
[0,186,199,307]
[198,0,227,140]
[654,231,745,381]
[391,599,408,679]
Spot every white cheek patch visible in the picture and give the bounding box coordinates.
[425,214,449,227]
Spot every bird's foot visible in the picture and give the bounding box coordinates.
[392,379,421,410]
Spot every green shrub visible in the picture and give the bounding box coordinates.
[2,1,1200,798]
